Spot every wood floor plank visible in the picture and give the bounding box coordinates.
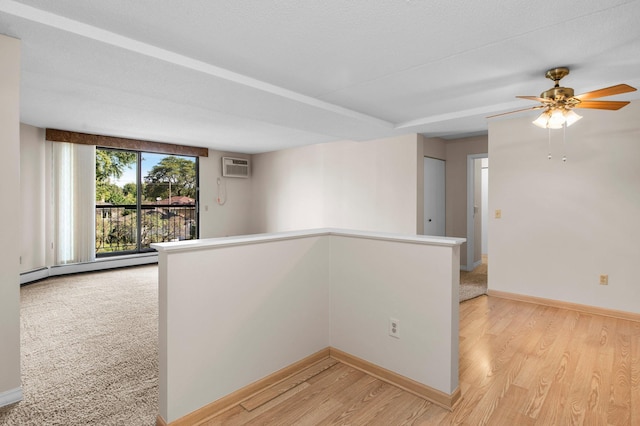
[409,404,451,426]
[388,395,433,425]
[464,349,528,424]
[512,307,576,390]
[306,370,387,424]
[200,382,312,425]
[607,318,632,425]
[630,319,640,426]
[322,383,404,425]
[243,364,371,425]
[240,357,337,411]
[458,296,477,315]
[203,296,639,425]
[272,396,343,426]
[304,363,373,397]
[582,315,616,425]
[533,311,593,425]
[353,390,432,425]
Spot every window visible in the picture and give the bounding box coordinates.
[95,148,198,256]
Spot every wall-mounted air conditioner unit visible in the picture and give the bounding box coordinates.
[222,157,250,178]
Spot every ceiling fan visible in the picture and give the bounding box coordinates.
[490,67,637,128]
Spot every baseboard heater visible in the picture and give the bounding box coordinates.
[20,253,158,285]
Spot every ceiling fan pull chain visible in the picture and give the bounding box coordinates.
[547,127,552,160]
[562,123,567,163]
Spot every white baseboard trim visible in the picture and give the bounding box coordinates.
[487,290,640,322]
[50,253,158,276]
[461,259,482,272]
[20,253,158,285]
[0,387,23,408]
[19,267,49,285]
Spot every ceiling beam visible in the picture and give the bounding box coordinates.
[0,0,392,129]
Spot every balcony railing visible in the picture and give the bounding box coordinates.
[96,204,196,255]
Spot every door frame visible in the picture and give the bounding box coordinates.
[465,153,488,271]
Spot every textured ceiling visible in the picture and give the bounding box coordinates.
[1,0,639,153]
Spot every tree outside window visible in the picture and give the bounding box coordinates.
[95,149,197,255]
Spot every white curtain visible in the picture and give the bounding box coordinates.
[53,142,96,265]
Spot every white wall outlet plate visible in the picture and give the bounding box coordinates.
[389,317,400,339]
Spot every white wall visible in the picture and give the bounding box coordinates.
[330,235,459,393]
[421,135,446,161]
[158,235,331,422]
[324,135,420,233]
[250,133,488,269]
[489,102,640,313]
[154,230,462,422]
[20,124,48,273]
[251,134,422,235]
[250,143,326,232]
[198,150,253,238]
[0,34,22,406]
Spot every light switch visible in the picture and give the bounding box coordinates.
[495,209,502,219]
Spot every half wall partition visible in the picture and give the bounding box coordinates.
[153,228,464,424]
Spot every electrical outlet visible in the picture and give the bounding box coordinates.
[389,317,400,339]
[599,274,608,285]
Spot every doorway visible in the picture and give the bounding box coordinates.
[423,157,445,236]
[465,154,488,271]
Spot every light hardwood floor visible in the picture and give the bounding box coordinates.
[203,296,639,425]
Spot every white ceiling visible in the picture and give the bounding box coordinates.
[1,0,639,154]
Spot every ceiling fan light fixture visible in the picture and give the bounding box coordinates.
[532,107,582,129]
[564,109,582,126]
[500,67,637,129]
[532,110,551,128]
[548,109,566,128]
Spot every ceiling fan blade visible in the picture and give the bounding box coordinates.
[487,105,545,119]
[574,100,630,110]
[516,96,552,103]
[574,84,637,101]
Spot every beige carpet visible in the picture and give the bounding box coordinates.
[0,265,159,426]
[460,262,488,302]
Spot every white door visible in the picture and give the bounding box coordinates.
[423,157,445,236]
